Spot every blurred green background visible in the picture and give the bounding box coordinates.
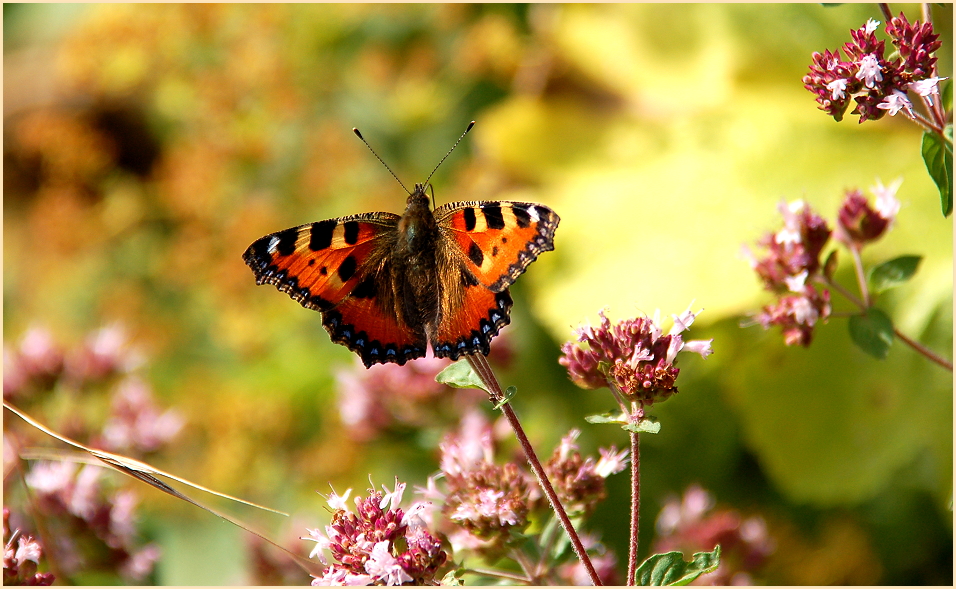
[4,3,952,585]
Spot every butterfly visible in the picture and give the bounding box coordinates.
[242,124,559,368]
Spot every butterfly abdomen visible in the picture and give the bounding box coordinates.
[390,192,442,338]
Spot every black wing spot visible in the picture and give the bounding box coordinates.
[351,275,376,299]
[343,221,360,245]
[482,204,505,230]
[468,241,484,267]
[463,207,477,231]
[310,220,335,251]
[338,255,357,282]
[276,228,298,256]
[513,206,532,228]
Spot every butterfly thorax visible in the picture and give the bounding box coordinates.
[391,184,442,339]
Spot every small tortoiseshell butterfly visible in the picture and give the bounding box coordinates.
[243,123,559,368]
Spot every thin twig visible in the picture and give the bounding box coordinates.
[817,275,952,371]
[893,327,953,371]
[510,548,542,584]
[816,275,865,309]
[466,354,602,586]
[848,245,870,307]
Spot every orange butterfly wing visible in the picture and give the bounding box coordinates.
[242,213,429,367]
[431,201,559,358]
[436,201,559,291]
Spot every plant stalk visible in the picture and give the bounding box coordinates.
[466,354,602,585]
[627,428,641,585]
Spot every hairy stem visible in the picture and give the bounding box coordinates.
[467,354,602,585]
[627,428,641,585]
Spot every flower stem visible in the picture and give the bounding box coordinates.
[627,428,641,585]
[848,245,871,306]
[878,3,893,22]
[893,327,953,371]
[466,354,602,586]
[816,274,865,308]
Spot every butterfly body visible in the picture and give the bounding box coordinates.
[243,183,558,367]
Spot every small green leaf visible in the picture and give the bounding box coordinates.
[941,79,952,111]
[868,255,922,293]
[440,568,465,586]
[585,411,629,425]
[634,546,721,586]
[436,360,488,393]
[848,308,895,360]
[622,416,661,434]
[922,128,953,217]
[493,386,517,409]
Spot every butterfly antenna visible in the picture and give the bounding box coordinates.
[423,121,475,189]
[353,128,411,195]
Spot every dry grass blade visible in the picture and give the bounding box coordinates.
[4,400,324,576]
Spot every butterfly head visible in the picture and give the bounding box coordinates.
[408,182,435,211]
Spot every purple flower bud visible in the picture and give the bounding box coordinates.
[834,184,899,247]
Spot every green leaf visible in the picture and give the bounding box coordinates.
[941,79,952,112]
[493,385,517,409]
[868,255,922,293]
[622,416,662,434]
[634,546,721,586]
[440,568,465,586]
[848,308,895,360]
[922,128,953,217]
[435,360,489,393]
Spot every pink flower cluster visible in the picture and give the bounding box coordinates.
[804,14,943,123]
[545,429,628,517]
[21,462,161,581]
[653,485,774,585]
[416,412,624,584]
[559,306,713,406]
[305,480,447,586]
[426,411,536,554]
[745,182,901,346]
[4,324,145,399]
[307,413,628,585]
[3,508,55,586]
[3,324,181,583]
[744,200,833,347]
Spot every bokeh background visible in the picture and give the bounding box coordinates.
[3,3,952,585]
